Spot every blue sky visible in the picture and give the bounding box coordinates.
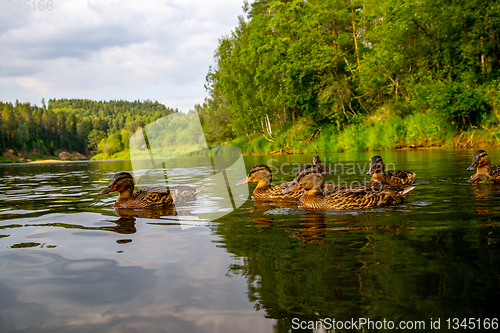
[0,0,245,111]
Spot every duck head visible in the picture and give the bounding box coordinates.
[367,155,388,185]
[282,165,324,195]
[99,172,135,196]
[367,155,384,175]
[236,165,273,188]
[313,155,330,173]
[468,150,491,171]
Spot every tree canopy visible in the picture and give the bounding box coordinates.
[0,99,176,158]
[199,0,500,150]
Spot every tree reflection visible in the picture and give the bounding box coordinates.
[215,201,500,332]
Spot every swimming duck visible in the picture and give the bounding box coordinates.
[98,172,204,208]
[467,150,500,183]
[235,165,303,200]
[236,156,331,200]
[313,156,330,173]
[282,166,414,210]
[366,155,416,186]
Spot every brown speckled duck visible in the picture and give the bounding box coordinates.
[367,155,416,186]
[467,150,500,183]
[235,156,331,200]
[282,167,414,211]
[235,165,303,200]
[313,156,330,173]
[98,172,204,208]
[236,160,335,200]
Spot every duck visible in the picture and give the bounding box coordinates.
[366,155,416,186]
[313,155,330,173]
[282,166,414,210]
[467,150,500,183]
[236,156,332,200]
[98,172,204,208]
[235,165,303,200]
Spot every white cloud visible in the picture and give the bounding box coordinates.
[0,0,245,111]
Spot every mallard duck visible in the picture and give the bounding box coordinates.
[236,156,331,200]
[98,172,204,208]
[282,166,414,210]
[236,159,336,200]
[366,155,416,186]
[313,156,330,173]
[467,150,500,183]
[235,165,303,200]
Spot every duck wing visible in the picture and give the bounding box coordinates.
[385,170,416,186]
[255,181,304,200]
[133,185,203,207]
[168,185,204,203]
[134,187,174,207]
[488,166,500,183]
[320,189,381,210]
[306,185,414,210]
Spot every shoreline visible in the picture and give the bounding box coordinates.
[1,145,496,164]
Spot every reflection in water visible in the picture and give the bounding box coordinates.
[104,216,137,234]
[1,152,500,332]
[472,184,500,222]
[215,178,500,332]
[114,206,178,220]
[293,212,326,245]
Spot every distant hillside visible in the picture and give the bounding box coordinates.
[0,98,177,162]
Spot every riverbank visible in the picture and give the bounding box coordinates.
[0,149,93,164]
[225,114,500,155]
[3,117,498,163]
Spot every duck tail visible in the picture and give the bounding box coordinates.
[402,186,415,196]
[194,186,205,195]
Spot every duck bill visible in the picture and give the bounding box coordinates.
[366,164,375,175]
[467,161,477,171]
[281,181,301,195]
[98,186,116,195]
[235,176,250,186]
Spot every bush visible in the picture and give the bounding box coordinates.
[412,81,491,129]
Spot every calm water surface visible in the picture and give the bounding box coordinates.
[0,150,499,332]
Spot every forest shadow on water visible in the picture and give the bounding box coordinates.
[0,150,499,332]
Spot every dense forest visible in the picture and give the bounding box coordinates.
[0,99,176,161]
[2,0,500,161]
[197,0,500,153]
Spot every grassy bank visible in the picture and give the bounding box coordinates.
[6,111,497,163]
[91,150,131,161]
[226,111,500,155]
[84,112,500,159]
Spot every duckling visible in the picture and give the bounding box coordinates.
[467,150,500,183]
[235,165,303,200]
[367,155,415,186]
[98,172,204,208]
[282,167,414,210]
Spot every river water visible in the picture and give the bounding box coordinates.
[0,150,499,332]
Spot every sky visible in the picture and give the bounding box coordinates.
[0,0,246,111]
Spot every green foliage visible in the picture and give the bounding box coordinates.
[97,131,123,156]
[200,0,500,152]
[405,112,452,146]
[411,81,491,129]
[0,99,176,158]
